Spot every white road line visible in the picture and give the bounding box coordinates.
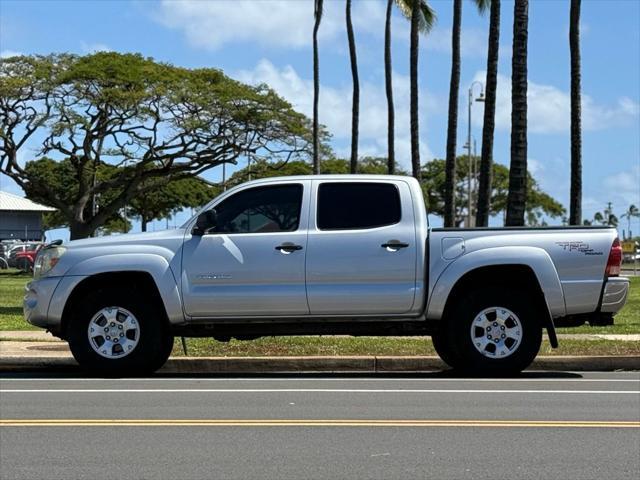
[1,377,638,383]
[2,389,639,394]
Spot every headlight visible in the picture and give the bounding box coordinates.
[33,246,66,279]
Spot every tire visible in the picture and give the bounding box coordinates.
[17,257,31,273]
[443,286,543,375]
[431,326,461,370]
[67,287,174,375]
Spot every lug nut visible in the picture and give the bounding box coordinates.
[487,335,492,339]
[501,326,505,330]
[114,338,119,343]
[118,325,123,330]
[106,336,111,340]
[493,322,498,327]
[110,322,115,327]
[494,339,499,343]
[120,333,124,337]
[487,327,492,332]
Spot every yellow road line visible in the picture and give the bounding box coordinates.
[1,419,638,428]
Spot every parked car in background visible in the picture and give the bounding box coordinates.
[14,244,42,272]
[7,242,42,268]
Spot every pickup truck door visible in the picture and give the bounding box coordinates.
[306,180,417,315]
[181,181,310,317]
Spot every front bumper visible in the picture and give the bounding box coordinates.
[23,277,62,329]
[600,277,630,314]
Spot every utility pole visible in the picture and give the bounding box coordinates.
[467,82,484,227]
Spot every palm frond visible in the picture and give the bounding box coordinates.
[395,0,437,34]
[474,0,492,15]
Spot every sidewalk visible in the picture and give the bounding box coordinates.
[1,330,638,372]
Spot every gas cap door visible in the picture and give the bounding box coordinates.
[442,237,465,260]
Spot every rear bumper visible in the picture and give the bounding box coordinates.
[600,277,630,314]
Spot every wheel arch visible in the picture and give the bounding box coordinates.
[60,270,178,338]
[427,246,566,321]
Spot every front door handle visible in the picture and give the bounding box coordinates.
[275,243,303,252]
[381,241,409,249]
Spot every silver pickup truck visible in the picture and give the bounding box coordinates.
[24,175,629,374]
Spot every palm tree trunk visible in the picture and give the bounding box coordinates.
[476,0,500,227]
[385,0,395,174]
[312,0,323,175]
[569,0,582,225]
[346,0,359,174]
[444,0,462,228]
[506,0,528,227]
[410,0,421,181]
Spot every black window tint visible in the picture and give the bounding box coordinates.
[317,183,401,230]
[214,184,303,234]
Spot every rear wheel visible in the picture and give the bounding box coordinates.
[443,287,543,375]
[67,287,174,375]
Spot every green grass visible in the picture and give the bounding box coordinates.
[170,337,639,357]
[0,270,37,331]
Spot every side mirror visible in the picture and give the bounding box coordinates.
[192,210,217,236]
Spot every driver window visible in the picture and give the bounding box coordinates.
[213,184,303,234]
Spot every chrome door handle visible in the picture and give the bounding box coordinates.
[275,243,303,252]
[381,241,409,249]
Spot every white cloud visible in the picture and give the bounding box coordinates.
[603,166,640,207]
[155,0,342,51]
[235,59,436,168]
[80,42,112,53]
[426,28,493,58]
[1,50,22,58]
[472,71,640,133]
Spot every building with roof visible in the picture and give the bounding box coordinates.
[0,191,57,241]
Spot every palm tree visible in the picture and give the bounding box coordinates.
[505,0,528,226]
[312,0,324,175]
[475,0,500,227]
[406,0,436,180]
[443,0,462,228]
[385,0,396,174]
[346,0,359,174]
[385,0,435,175]
[621,204,639,238]
[569,0,582,225]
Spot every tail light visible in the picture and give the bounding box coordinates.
[605,238,622,277]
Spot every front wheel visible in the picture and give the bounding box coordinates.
[443,287,543,375]
[67,287,174,375]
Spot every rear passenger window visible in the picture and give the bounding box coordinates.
[317,183,401,230]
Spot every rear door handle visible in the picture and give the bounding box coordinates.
[381,241,410,249]
[275,243,303,252]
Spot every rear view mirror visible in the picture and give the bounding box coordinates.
[192,210,217,236]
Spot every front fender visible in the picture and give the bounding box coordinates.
[64,253,184,324]
[427,246,566,320]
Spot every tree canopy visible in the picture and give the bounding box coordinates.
[0,52,315,238]
[422,157,565,226]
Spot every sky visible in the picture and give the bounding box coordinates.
[1,0,639,238]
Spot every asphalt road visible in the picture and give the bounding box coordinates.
[1,371,639,480]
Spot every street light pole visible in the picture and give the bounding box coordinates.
[467,81,484,227]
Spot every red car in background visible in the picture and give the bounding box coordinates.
[14,244,43,273]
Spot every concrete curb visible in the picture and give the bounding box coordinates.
[0,355,638,373]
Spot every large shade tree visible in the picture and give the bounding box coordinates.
[475,0,501,227]
[0,53,312,239]
[423,158,564,227]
